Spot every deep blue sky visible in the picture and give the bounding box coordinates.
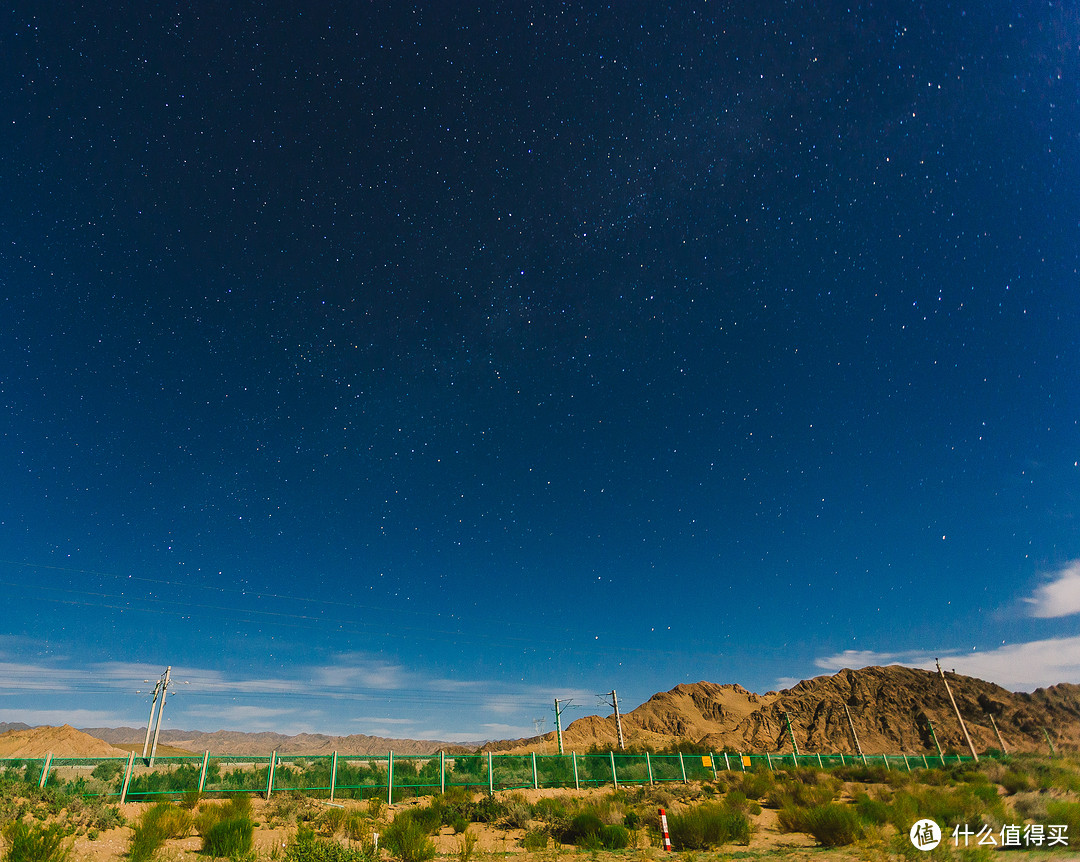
[1,1,1078,741]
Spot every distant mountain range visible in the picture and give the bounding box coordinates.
[76,727,479,756]
[2,665,1077,757]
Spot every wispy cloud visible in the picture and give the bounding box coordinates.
[1022,560,1080,618]
[814,636,1080,691]
[0,708,140,727]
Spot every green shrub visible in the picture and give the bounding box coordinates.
[521,827,549,850]
[1,821,73,862]
[393,805,441,836]
[853,792,889,826]
[739,770,775,800]
[195,795,255,860]
[666,803,751,849]
[1000,770,1032,795]
[382,815,436,862]
[285,825,378,861]
[500,794,532,829]
[344,811,372,841]
[801,803,864,847]
[1045,801,1080,842]
[599,824,630,849]
[91,762,122,782]
[319,807,347,835]
[561,811,603,846]
[128,802,192,861]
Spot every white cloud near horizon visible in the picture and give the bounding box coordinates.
[815,635,1080,691]
[0,708,141,727]
[1022,560,1080,618]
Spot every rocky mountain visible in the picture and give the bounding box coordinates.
[488,666,1080,755]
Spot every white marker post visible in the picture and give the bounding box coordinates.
[658,808,672,852]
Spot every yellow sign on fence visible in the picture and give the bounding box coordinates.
[702,755,712,768]
[742,755,752,768]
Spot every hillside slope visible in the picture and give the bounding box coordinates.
[489,666,1080,755]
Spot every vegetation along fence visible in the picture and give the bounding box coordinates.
[1,749,979,804]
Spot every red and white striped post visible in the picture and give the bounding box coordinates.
[658,808,672,852]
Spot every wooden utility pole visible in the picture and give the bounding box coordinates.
[987,714,1008,755]
[936,660,978,762]
[927,718,944,759]
[783,712,800,756]
[554,698,571,755]
[610,691,626,751]
[843,703,866,764]
[149,666,172,767]
[141,675,163,763]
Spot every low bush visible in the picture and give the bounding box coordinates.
[128,802,192,861]
[285,825,378,862]
[521,827,549,850]
[392,805,441,836]
[195,795,255,860]
[1045,801,1080,843]
[738,770,775,800]
[1000,770,1032,795]
[801,803,864,847]
[344,811,372,842]
[599,824,630,849]
[1,821,73,862]
[500,793,532,829]
[382,814,436,862]
[666,802,751,849]
[561,811,604,847]
[853,792,889,826]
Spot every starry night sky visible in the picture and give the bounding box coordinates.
[2,1,1078,740]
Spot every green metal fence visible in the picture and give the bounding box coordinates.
[0,749,979,803]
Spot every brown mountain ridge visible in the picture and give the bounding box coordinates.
[487,665,1080,755]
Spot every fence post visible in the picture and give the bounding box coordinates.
[902,753,910,772]
[738,752,745,772]
[610,751,618,789]
[198,750,210,794]
[119,751,136,803]
[532,752,538,789]
[816,753,823,769]
[487,752,493,795]
[440,752,445,794]
[922,754,929,769]
[724,752,730,771]
[266,751,277,800]
[882,754,890,771]
[572,752,579,790]
[329,752,338,802]
[678,752,687,783]
[839,752,845,766]
[646,752,654,785]
[388,751,394,805]
[38,753,52,789]
[766,751,772,771]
